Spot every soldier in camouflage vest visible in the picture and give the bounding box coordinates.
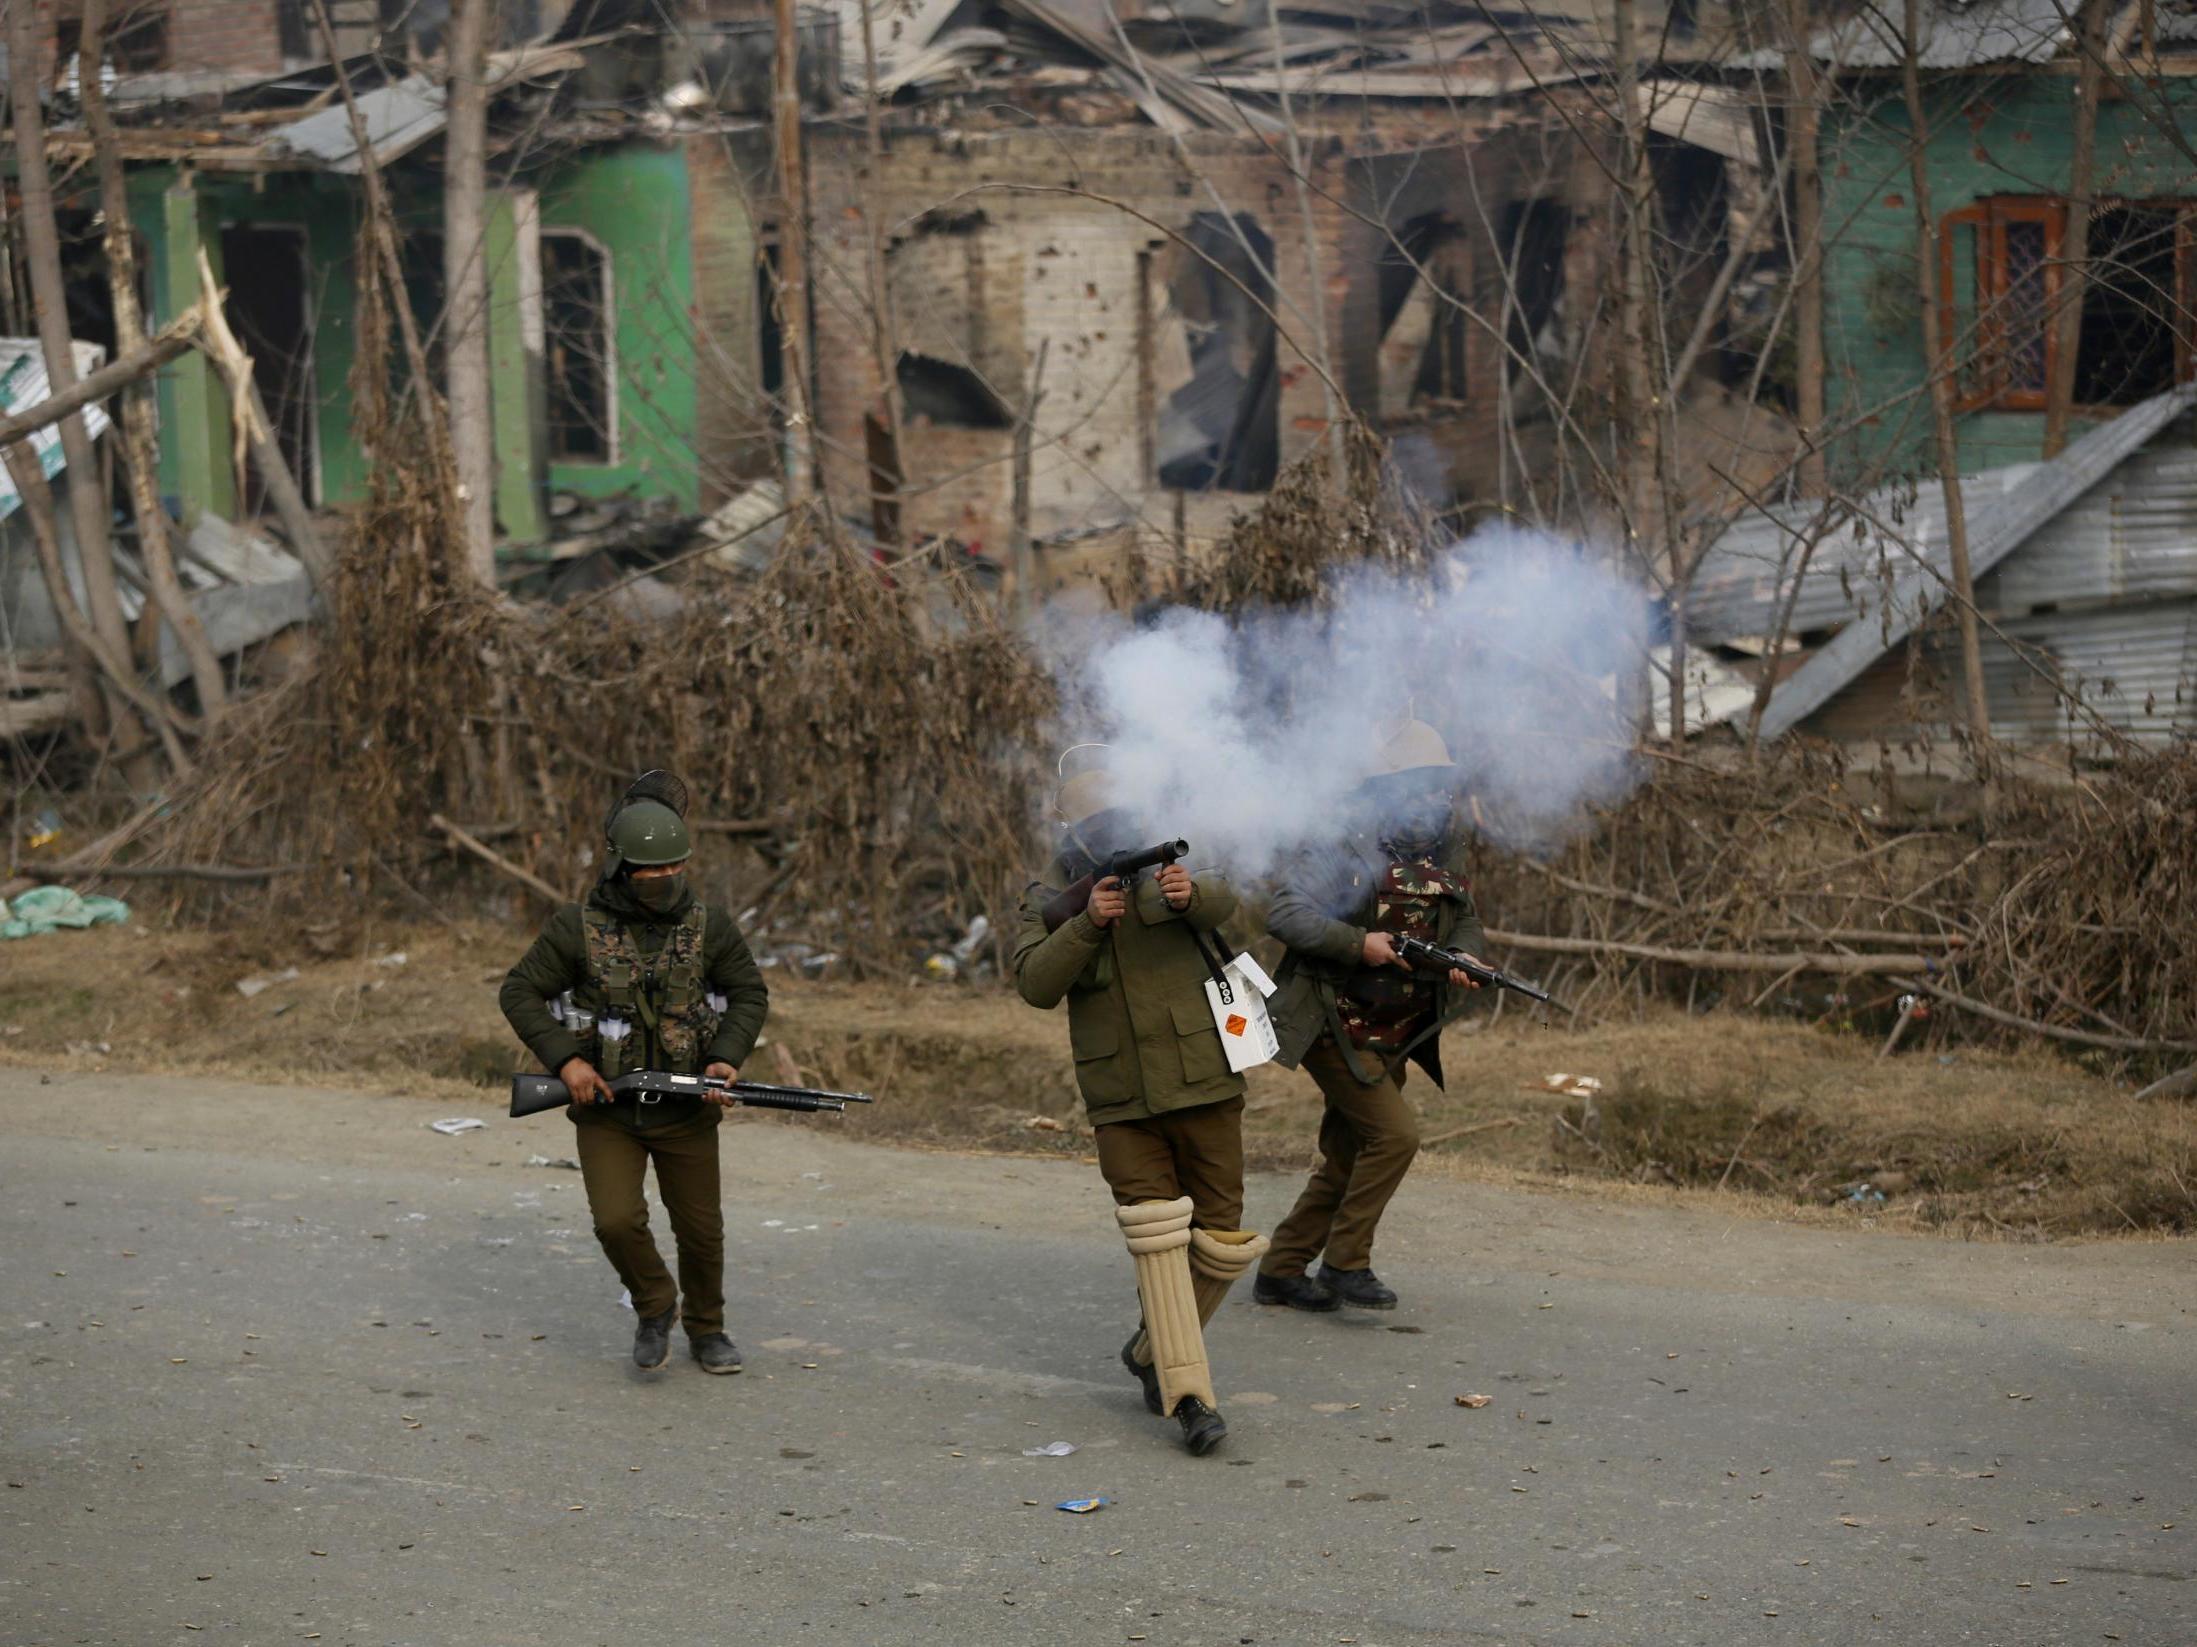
[500,773,769,1375]
[1254,720,1487,1315]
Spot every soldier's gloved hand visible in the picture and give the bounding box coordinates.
[703,1062,740,1105]
[559,1056,613,1105]
[1362,931,1410,970]
[1088,875,1128,928]
[1156,863,1195,910]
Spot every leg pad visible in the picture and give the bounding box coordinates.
[1115,1198,1212,1416]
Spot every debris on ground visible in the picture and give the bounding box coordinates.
[1455,1394,1493,1409]
[1055,1496,1106,1513]
[1022,1441,1078,1458]
[235,967,300,998]
[525,1154,581,1170]
[0,886,130,940]
[428,1118,487,1135]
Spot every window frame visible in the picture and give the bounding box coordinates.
[538,227,619,467]
[1941,194,2197,414]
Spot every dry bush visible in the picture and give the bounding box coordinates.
[135,273,1053,963]
[1477,739,2197,1069]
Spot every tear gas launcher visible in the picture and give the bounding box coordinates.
[510,1070,876,1119]
[1394,934,1556,1006]
[1040,837,1190,933]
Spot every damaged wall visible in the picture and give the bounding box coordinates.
[779,113,1603,558]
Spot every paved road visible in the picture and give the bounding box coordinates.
[1,1068,2191,1646]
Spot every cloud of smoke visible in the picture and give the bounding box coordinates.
[1034,525,1651,884]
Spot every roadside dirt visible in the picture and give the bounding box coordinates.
[2,919,2190,1238]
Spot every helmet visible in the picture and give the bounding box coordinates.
[1369,715,1454,777]
[1052,742,1119,826]
[605,798,690,875]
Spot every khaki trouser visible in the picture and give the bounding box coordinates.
[574,1114,725,1338]
[1262,1034,1420,1275]
[1095,1097,1246,1229]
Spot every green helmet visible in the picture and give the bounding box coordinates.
[605,799,690,876]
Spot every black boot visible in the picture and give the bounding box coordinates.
[1120,1332,1163,1415]
[1174,1395,1228,1456]
[692,1333,743,1375]
[1253,1270,1340,1312]
[632,1305,676,1370]
[1316,1265,1398,1310]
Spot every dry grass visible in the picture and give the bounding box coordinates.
[3,920,2188,1240]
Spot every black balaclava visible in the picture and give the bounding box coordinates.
[1367,772,1457,861]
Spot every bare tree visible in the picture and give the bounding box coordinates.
[5,0,160,786]
[1898,0,1993,746]
[2040,0,2119,459]
[443,0,499,581]
[773,0,816,508]
[1784,0,1828,497]
[81,0,229,718]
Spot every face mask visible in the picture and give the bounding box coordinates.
[1382,789,1454,855]
[631,871,685,913]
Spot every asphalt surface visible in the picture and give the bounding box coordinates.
[2,1066,2191,1647]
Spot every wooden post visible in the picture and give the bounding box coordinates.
[1899,0,1993,746]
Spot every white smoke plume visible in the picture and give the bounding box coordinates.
[1035,525,1652,883]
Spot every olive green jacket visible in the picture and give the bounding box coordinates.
[1012,861,1244,1127]
[499,892,769,1131]
[1265,829,1485,1088]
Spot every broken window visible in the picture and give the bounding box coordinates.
[220,226,319,509]
[542,229,615,463]
[1943,196,2194,411]
[1498,199,1569,376]
[1154,212,1279,492]
[886,209,1019,431]
[896,354,1012,428]
[2074,206,2184,405]
[112,4,173,70]
[1374,213,1471,416]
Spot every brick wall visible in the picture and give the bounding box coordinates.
[163,0,287,77]
[754,114,1609,553]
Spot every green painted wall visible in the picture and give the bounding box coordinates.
[1818,73,2197,483]
[535,143,702,511]
[126,142,712,533]
[130,168,364,516]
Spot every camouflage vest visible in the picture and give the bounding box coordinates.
[1336,856,1464,1056]
[574,903,720,1077]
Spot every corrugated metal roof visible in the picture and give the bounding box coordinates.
[1732,0,2080,69]
[1748,385,2196,738]
[0,339,113,522]
[1804,597,2197,746]
[1689,402,2197,648]
[272,74,446,173]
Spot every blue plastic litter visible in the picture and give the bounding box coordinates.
[1055,1497,1107,1514]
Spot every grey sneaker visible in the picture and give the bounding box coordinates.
[691,1333,743,1375]
[632,1305,676,1370]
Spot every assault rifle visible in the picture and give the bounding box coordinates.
[1394,934,1557,1007]
[510,1069,876,1119]
[1040,837,1190,933]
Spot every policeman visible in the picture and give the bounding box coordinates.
[1254,719,1484,1314]
[500,773,769,1374]
[1011,747,1265,1456]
